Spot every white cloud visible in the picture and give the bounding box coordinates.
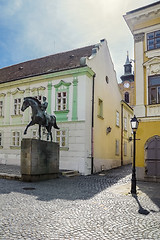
[0,0,22,19]
[0,0,158,80]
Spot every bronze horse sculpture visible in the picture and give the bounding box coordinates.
[21,97,59,141]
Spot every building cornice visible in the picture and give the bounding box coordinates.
[124,3,160,34]
[0,66,95,89]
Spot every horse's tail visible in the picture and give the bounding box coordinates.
[51,115,60,129]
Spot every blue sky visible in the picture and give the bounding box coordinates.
[0,0,158,82]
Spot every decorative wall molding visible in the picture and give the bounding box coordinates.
[134,33,145,43]
[0,93,6,97]
[144,57,160,75]
[25,88,30,92]
[31,86,45,92]
[12,88,25,95]
[54,80,71,89]
[150,64,160,75]
[72,76,78,121]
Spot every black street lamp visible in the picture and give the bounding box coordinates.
[130,115,139,195]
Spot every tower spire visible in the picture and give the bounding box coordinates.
[125,51,130,65]
[120,51,134,82]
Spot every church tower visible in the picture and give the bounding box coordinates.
[119,52,134,107]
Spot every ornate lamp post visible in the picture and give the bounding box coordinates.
[130,115,139,195]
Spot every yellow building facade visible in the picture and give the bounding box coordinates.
[124,2,160,181]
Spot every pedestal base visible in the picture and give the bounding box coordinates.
[21,138,59,182]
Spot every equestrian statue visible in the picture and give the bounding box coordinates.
[21,96,59,141]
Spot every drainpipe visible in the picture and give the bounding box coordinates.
[91,74,96,174]
[121,103,123,166]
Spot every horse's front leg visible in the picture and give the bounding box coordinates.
[24,121,33,135]
[46,125,52,142]
[39,125,41,140]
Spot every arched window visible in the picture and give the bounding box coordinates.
[124,92,129,103]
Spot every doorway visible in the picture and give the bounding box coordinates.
[145,135,160,177]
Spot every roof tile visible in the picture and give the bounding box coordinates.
[0,45,94,84]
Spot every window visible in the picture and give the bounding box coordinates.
[116,111,120,127]
[147,30,160,50]
[32,130,37,139]
[14,98,21,115]
[55,130,67,148]
[98,98,103,119]
[124,92,129,103]
[12,131,20,147]
[0,132,1,145]
[34,95,42,103]
[148,75,160,104]
[115,140,119,155]
[124,117,127,131]
[54,80,71,121]
[57,91,67,111]
[0,101,3,116]
[124,142,127,156]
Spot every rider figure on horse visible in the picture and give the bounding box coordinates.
[41,96,48,127]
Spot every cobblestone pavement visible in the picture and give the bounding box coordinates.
[0,164,160,240]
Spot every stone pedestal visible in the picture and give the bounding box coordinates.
[21,138,59,181]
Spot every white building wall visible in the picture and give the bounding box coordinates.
[50,74,93,175]
[134,35,145,117]
[77,76,86,120]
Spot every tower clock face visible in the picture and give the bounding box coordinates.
[124,82,130,88]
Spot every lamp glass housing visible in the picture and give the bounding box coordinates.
[130,115,139,131]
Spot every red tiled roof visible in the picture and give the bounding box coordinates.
[0,45,94,84]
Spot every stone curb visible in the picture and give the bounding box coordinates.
[0,173,21,181]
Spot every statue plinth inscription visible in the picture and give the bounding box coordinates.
[21,138,59,181]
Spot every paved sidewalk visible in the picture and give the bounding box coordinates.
[0,164,160,239]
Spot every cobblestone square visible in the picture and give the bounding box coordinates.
[0,164,160,240]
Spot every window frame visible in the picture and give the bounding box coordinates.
[148,75,160,105]
[57,91,67,111]
[97,98,104,119]
[32,130,38,139]
[147,30,160,51]
[34,95,42,103]
[14,98,21,115]
[115,139,119,156]
[116,111,120,127]
[0,132,2,147]
[0,100,3,117]
[54,80,71,121]
[124,117,127,131]
[11,131,21,147]
[55,129,69,150]
[124,92,129,103]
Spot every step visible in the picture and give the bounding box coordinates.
[0,172,21,181]
[61,170,80,177]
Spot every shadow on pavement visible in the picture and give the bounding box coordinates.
[137,181,160,211]
[132,194,150,215]
[0,164,132,202]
